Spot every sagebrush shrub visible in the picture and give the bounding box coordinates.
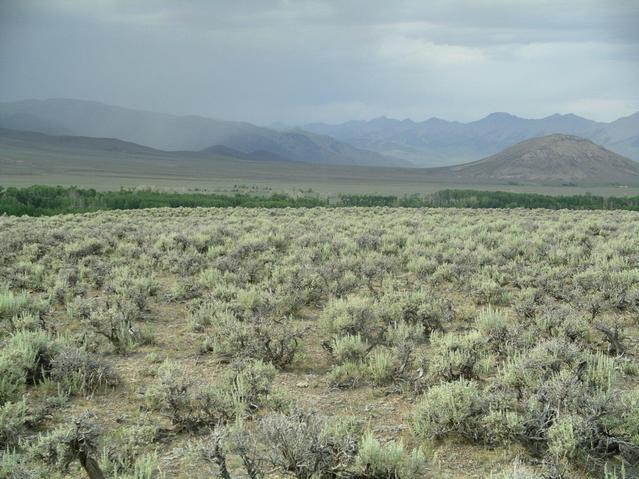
[470,275,510,306]
[84,298,148,354]
[259,409,360,479]
[365,348,399,386]
[3,202,639,477]
[0,289,48,335]
[0,400,30,449]
[145,360,233,430]
[103,420,161,475]
[205,309,301,368]
[0,330,60,403]
[378,290,449,334]
[356,432,427,479]
[0,451,33,479]
[496,338,582,395]
[65,239,107,260]
[320,295,381,344]
[331,333,370,364]
[146,359,276,430]
[413,378,486,440]
[546,414,585,463]
[50,346,119,395]
[475,307,514,355]
[30,411,105,479]
[427,330,490,382]
[327,361,364,389]
[225,359,277,415]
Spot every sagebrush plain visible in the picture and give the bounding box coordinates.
[1,207,638,478]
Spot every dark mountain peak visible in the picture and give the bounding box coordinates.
[482,112,520,121]
[545,113,580,119]
[369,116,399,126]
[422,117,452,125]
[200,144,248,158]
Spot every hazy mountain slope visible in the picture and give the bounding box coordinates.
[200,145,295,163]
[0,128,170,156]
[303,112,638,166]
[0,99,407,167]
[0,99,268,151]
[0,128,314,170]
[446,134,639,184]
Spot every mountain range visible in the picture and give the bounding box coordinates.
[0,99,406,167]
[303,112,639,166]
[0,98,638,168]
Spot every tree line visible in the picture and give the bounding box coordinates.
[2,185,639,216]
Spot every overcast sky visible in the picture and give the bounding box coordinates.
[1,0,638,124]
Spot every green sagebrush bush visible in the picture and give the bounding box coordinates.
[330,333,370,364]
[0,400,30,449]
[356,432,427,479]
[426,330,493,382]
[326,323,423,389]
[475,307,516,356]
[0,288,48,321]
[197,409,361,479]
[496,338,582,396]
[197,426,252,479]
[110,451,163,479]
[326,316,424,389]
[84,294,155,354]
[100,420,163,478]
[0,451,33,479]
[49,346,119,395]
[0,330,117,405]
[0,329,61,403]
[0,288,49,336]
[271,262,327,310]
[320,295,382,344]
[327,360,365,389]
[29,411,105,479]
[378,290,450,335]
[365,348,401,386]
[104,267,158,313]
[413,378,489,441]
[201,306,301,368]
[195,410,426,479]
[470,274,511,306]
[65,238,108,260]
[145,359,276,431]
[258,408,361,479]
[414,347,639,470]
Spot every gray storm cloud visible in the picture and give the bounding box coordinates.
[0,0,637,124]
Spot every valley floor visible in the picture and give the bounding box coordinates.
[3,136,639,197]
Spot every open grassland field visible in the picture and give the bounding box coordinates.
[1,207,639,478]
